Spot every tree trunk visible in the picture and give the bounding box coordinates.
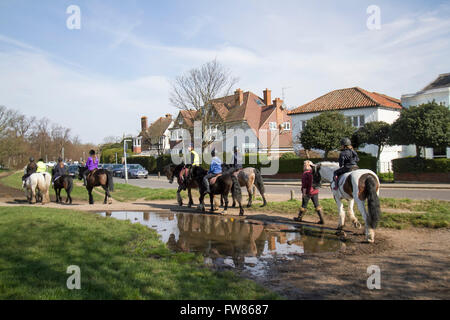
[415,145,421,159]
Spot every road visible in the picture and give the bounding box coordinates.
[114,177,450,201]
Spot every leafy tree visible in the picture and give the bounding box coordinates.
[352,121,391,166]
[390,101,450,158]
[299,112,354,158]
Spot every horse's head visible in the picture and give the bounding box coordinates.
[314,162,339,183]
[163,164,176,184]
[311,163,322,188]
[222,163,232,171]
[77,166,86,180]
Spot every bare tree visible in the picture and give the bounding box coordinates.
[169,59,238,149]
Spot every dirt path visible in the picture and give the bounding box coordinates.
[0,178,448,300]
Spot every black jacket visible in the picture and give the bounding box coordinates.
[339,149,359,168]
[26,162,37,175]
[53,164,67,177]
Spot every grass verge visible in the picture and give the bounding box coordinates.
[246,198,450,229]
[0,206,279,300]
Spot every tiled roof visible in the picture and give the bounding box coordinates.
[143,115,173,143]
[288,87,402,115]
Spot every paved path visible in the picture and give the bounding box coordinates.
[114,177,450,201]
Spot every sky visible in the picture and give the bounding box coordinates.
[0,0,449,144]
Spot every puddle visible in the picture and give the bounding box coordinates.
[100,211,347,277]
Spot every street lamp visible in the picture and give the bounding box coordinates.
[123,139,132,184]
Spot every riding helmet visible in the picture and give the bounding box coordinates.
[340,138,352,147]
[89,150,96,156]
[29,157,34,162]
[58,157,63,162]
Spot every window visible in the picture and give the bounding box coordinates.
[283,122,291,130]
[269,122,277,131]
[347,115,365,128]
[301,121,307,131]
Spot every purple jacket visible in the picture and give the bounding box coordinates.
[86,156,99,171]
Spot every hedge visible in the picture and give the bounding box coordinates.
[126,151,377,175]
[392,157,449,174]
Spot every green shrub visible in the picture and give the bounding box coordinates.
[279,152,299,160]
[127,156,157,172]
[392,157,449,174]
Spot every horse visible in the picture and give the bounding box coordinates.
[190,166,244,216]
[51,171,73,204]
[311,161,381,243]
[221,164,267,208]
[78,166,114,205]
[164,164,198,207]
[24,172,51,205]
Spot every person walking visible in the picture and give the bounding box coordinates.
[294,160,325,225]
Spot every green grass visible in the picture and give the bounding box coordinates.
[112,183,178,202]
[0,207,279,300]
[247,198,450,230]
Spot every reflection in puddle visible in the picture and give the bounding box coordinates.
[100,211,346,277]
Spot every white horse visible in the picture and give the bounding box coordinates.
[311,162,381,243]
[24,172,52,204]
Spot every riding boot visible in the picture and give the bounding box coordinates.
[316,206,325,225]
[333,176,339,190]
[294,207,307,222]
[203,179,211,194]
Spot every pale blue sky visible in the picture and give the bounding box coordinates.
[0,0,449,143]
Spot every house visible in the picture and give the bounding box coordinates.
[169,88,293,157]
[288,87,403,172]
[133,114,174,156]
[401,73,450,159]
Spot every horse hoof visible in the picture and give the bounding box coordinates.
[353,221,362,229]
[246,204,252,208]
[336,229,346,237]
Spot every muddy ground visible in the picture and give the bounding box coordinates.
[0,176,449,300]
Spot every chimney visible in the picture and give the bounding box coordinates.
[263,89,271,106]
[273,98,284,126]
[234,89,243,106]
[141,116,148,132]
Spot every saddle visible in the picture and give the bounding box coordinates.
[209,174,222,185]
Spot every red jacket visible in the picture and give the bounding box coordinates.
[302,170,319,196]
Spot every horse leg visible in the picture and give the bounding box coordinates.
[246,184,252,208]
[187,188,194,208]
[177,186,183,206]
[335,196,346,234]
[210,194,215,212]
[355,198,372,242]
[222,191,229,214]
[199,193,206,212]
[348,199,361,229]
[101,185,108,204]
[87,187,94,205]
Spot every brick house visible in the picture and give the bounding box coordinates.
[169,88,293,156]
[288,87,403,172]
[133,114,174,156]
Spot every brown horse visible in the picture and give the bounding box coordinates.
[52,172,73,204]
[78,166,114,205]
[222,164,267,207]
[164,164,198,207]
[191,166,244,216]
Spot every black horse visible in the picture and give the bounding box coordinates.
[52,172,73,204]
[164,164,198,207]
[190,166,244,216]
[78,167,114,205]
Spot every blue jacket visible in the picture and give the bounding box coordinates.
[208,157,222,174]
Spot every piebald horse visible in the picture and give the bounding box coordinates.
[311,162,381,243]
[24,172,51,204]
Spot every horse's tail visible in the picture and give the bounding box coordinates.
[365,175,381,229]
[254,168,265,195]
[231,174,242,203]
[106,170,114,192]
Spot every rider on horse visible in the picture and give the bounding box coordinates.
[36,159,47,173]
[22,157,37,185]
[52,157,67,186]
[203,149,222,194]
[180,144,200,190]
[83,150,99,186]
[333,138,359,190]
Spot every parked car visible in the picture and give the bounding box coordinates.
[102,164,114,172]
[112,164,124,177]
[67,165,79,178]
[127,164,148,179]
